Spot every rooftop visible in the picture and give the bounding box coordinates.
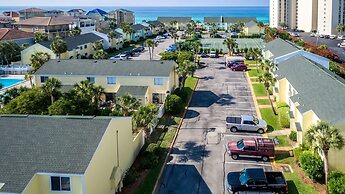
[264,38,299,58]
[35,59,176,77]
[157,17,192,24]
[147,20,163,27]
[117,86,149,97]
[38,33,103,51]
[0,28,34,41]
[86,9,108,16]
[16,16,74,26]
[222,17,256,23]
[0,115,121,193]
[18,7,47,13]
[275,55,345,123]
[131,24,146,31]
[204,17,222,23]
[245,21,257,28]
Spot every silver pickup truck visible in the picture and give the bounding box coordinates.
[226,115,267,134]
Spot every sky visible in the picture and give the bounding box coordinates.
[0,0,269,7]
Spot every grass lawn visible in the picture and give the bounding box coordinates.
[250,77,259,82]
[257,99,270,105]
[133,77,197,194]
[245,59,257,65]
[248,68,263,77]
[260,108,281,131]
[275,156,318,194]
[268,135,290,147]
[252,83,267,97]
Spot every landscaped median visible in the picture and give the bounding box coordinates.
[120,77,198,194]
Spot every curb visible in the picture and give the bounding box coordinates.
[245,71,262,119]
[152,77,199,194]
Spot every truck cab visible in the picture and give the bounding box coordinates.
[226,115,267,134]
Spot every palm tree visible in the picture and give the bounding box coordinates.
[133,103,158,138]
[223,38,238,56]
[336,24,344,35]
[73,80,95,100]
[70,26,81,36]
[30,52,50,71]
[116,94,141,116]
[121,23,134,41]
[176,60,198,89]
[92,85,105,106]
[34,32,48,43]
[42,77,62,105]
[93,40,103,51]
[306,121,344,193]
[94,50,107,59]
[50,37,67,60]
[145,39,155,60]
[260,59,276,72]
[170,20,178,29]
[257,21,265,34]
[171,34,179,44]
[24,71,33,87]
[192,41,202,62]
[109,18,117,30]
[258,71,276,110]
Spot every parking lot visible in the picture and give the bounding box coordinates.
[131,37,175,60]
[298,32,345,61]
[157,56,271,194]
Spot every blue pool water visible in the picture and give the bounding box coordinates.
[0,78,25,89]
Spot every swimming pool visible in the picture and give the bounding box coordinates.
[0,78,25,89]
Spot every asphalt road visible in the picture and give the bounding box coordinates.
[298,32,345,61]
[131,38,175,61]
[157,57,272,194]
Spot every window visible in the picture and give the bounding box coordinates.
[40,76,49,83]
[243,121,255,125]
[84,45,87,49]
[107,76,116,84]
[154,78,164,85]
[87,77,95,83]
[152,93,164,104]
[51,176,71,191]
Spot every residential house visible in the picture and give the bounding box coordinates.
[157,17,192,30]
[15,16,74,39]
[0,28,34,46]
[0,21,11,28]
[21,33,103,65]
[242,21,261,35]
[0,115,145,194]
[108,9,135,26]
[90,31,122,50]
[86,8,108,21]
[203,17,256,31]
[44,10,65,17]
[67,9,86,17]
[272,55,345,172]
[18,7,47,21]
[116,24,148,42]
[72,17,96,34]
[2,11,20,22]
[142,20,164,35]
[34,59,178,104]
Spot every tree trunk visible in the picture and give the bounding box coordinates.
[148,47,152,60]
[50,95,54,105]
[323,150,329,194]
[152,48,154,60]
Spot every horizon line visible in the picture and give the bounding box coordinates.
[1,5,269,7]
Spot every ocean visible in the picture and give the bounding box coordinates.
[0,6,269,24]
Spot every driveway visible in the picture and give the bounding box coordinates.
[131,38,175,61]
[157,57,272,194]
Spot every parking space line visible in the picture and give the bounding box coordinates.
[222,134,263,138]
[225,161,272,167]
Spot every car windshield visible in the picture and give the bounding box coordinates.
[237,139,245,149]
[253,116,259,125]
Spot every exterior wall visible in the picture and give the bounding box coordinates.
[110,37,124,50]
[317,0,340,35]
[17,24,70,39]
[23,174,83,194]
[329,121,345,172]
[84,117,144,194]
[21,44,56,65]
[270,0,280,28]
[243,25,260,35]
[297,0,318,32]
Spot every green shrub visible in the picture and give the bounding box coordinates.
[289,131,297,141]
[328,171,345,194]
[123,168,139,186]
[173,88,188,102]
[164,94,184,115]
[140,152,159,169]
[293,147,303,162]
[299,151,324,181]
[146,143,161,155]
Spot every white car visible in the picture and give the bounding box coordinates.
[338,35,345,40]
[310,33,316,37]
[109,54,128,61]
[330,35,337,39]
[319,34,325,38]
[210,51,217,58]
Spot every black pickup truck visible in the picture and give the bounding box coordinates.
[226,168,288,194]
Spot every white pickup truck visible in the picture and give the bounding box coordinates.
[226,115,268,134]
[338,40,345,48]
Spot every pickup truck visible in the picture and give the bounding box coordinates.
[226,168,288,194]
[226,115,267,134]
[227,138,275,162]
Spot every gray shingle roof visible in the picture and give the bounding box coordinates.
[0,115,113,193]
[245,21,257,28]
[274,55,345,123]
[39,33,103,51]
[35,59,176,77]
[223,17,256,23]
[204,17,222,23]
[131,24,146,31]
[157,17,192,24]
[147,20,162,27]
[117,86,148,97]
[264,38,299,58]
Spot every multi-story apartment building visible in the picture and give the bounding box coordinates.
[108,9,135,26]
[270,0,345,34]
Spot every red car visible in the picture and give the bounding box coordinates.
[227,138,275,161]
[230,63,247,71]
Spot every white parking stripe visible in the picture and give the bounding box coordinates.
[225,161,272,167]
[222,134,263,138]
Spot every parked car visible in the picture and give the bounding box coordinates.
[200,52,208,58]
[338,35,345,40]
[132,46,145,53]
[122,51,135,57]
[210,50,217,58]
[227,138,275,162]
[226,168,288,194]
[230,63,247,71]
[227,60,244,67]
[319,34,325,38]
[291,32,300,37]
[338,41,345,48]
[109,54,128,61]
[310,33,316,37]
[325,35,330,39]
[226,115,267,134]
[330,35,337,39]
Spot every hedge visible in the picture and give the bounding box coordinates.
[299,151,324,181]
[328,171,345,194]
[164,94,184,115]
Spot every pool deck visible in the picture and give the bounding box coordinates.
[0,75,31,95]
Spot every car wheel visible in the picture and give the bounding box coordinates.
[257,128,264,134]
[231,154,239,160]
[230,127,237,132]
[262,156,269,162]
[243,69,246,72]
[232,69,235,71]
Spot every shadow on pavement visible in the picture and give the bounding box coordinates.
[185,109,200,119]
[216,94,235,106]
[157,164,212,194]
[170,141,210,163]
[189,90,220,107]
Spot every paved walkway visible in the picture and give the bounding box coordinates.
[267,128,291,136]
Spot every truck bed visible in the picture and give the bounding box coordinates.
[265,172,286,185]
[226,117,241,124]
